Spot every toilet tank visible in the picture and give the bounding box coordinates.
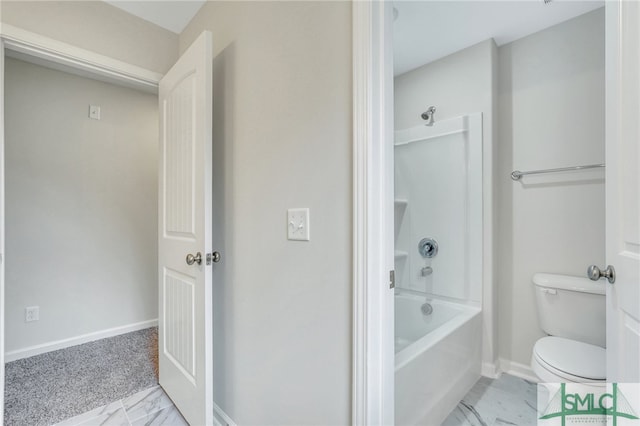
[533,273,606,348]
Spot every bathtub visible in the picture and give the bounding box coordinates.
[395,292,482,426]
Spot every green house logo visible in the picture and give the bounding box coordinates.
[539,383,639,426]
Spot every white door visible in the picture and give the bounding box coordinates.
[159,31,213,425]
[605,1,640,382]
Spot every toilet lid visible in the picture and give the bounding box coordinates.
[534,336,606,380]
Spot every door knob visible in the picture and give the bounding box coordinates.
[587,264,615,284]
[186,252,202,266]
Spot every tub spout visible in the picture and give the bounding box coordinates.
[421,266,433,276]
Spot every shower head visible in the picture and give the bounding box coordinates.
[421,106,436,126]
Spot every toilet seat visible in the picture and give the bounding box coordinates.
[532,336,606,382]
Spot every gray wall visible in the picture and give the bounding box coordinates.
[497,8,606,369]
[0,0,179,74]
[394,39,496,131]
[180,2,352,424]
[4,58,159,353]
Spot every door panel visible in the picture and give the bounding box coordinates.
[164,271,196,382]
[159,31,213,425]
[606,0,640,382]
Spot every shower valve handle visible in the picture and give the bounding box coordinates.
[418,237,439,258]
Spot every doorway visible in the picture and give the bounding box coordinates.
[353,0,640,423]
[0,27,216,426]
[3,53,159,424]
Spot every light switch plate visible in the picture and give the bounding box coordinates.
[89,105,101,120]
[287,208,310,241]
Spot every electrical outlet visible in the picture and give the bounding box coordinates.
[25,306,39,322]
[287,208,310,241]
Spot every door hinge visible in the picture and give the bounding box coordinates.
[389,270,395,289]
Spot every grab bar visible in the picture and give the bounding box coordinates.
[511,163,605,181]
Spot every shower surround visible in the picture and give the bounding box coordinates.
[394,114,483,425]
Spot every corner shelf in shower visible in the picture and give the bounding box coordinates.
[394,250,408,260]
[394,198,408,217]
[394,199,409,247]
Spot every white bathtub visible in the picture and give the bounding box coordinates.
[395,292,482,426]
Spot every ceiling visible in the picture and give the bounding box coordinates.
[104,0,604,71]
[394,0,604,76]
[103,0,205,34]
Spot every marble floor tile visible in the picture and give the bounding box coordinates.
[80,407,131,426]
[51,386,187,426]
[494,417,520,425]
[442,402,488,426]
[443,374,539,426]
[131,405,188,426]
[122,386,174,423]
[53,401,125,426]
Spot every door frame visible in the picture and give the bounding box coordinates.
[0,24,161,425]
[0,24,161,93]
[352,0,633,423]
[351,1,395,425]
[0,31,5,426]
[605,0,620,382]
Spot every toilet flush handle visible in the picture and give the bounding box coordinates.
[587,264,616,284]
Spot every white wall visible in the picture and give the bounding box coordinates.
[395,130,471,298]
[4,58,159,353]
[394,39,499,373]
[0,0,179,74]
[180,2,352,424]
[394,120,482,302]
[497,8,605,371]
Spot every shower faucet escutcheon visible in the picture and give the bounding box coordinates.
[418,237,438,258]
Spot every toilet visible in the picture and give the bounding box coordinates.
[531,273,606,383]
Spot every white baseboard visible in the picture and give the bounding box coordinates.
[498,357,540,383]
[213,401,236,426]
[481,361,501,379]
[5,319,158,362]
